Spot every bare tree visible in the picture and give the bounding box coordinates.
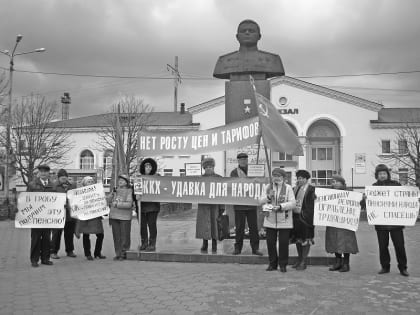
[6,96,74,186]
[380,122,420,188]
[97,96,153,176]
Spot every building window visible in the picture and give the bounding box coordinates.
[103,150,113,185]
[278,152,293,161]
[311,170,334,187]
[80,150,94,170]
[398,168,408,185]
[312,148,333,160]
[179,169,186,176]
[163,169,173,176]
[398,140,408,155]
[382,140,391,154]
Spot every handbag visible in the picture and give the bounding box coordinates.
[217,214,230,241]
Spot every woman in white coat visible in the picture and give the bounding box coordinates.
[260,168,296,272]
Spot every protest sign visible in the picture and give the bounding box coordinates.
[15,192,67,228]
[135,175,270,206]
[185,163,202,176]
[67,183,110,220]
[314,188,362,231]
[247,164,265,177]
[365,186,419,226]
[138,117,259,156]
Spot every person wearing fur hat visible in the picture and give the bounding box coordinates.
[260,168,296,272]
[230,152,263,256]
[138,158,160,252]
[50,169,77,259]
[325,175,359,273]
[76,176,106,260]
[290,169,316,270]
[373,164,409,277]
[195,157,225,253]
[107,174,133,260]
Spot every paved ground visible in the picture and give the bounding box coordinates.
[1,211,420,314]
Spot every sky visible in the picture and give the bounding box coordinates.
[0,0,419,118]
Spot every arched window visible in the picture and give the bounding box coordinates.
[103,150,113,185]
[80,150,94,170]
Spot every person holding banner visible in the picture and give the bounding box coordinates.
[76,176,106,261]
[27,164,55,267]
[260,168,296,272]
[230,152,263,256]
[290,169,316,271]
[108,174,133,261]
[372,164,409,277]
[139,158,160,252]
[50,169,77,259]
[325,175,359,273]
[196,157,225,253]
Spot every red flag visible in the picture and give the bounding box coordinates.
[255,92,303,156]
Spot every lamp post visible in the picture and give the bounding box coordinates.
[0,34,45,218]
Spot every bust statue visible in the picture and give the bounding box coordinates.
[213,20,285,80]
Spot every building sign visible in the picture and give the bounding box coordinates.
[279,108,299,115]
[185,163,202,176]
[355,153,366,174]
[247,164,266,177]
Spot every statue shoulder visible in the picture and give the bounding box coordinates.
[213,51,239,79]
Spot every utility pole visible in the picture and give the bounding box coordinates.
[167,56,181,112]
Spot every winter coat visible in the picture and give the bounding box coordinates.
[291,184,315,242]
[325,186,359,254]
[230,166,256,211]
[195,173,224,240]
[76,217,104,235]
[54,180,76,222]
[108,187,133,221]
[139,158,160,213]
[27,177,55,192]
[260,182,296,229]
[372,179,404,231]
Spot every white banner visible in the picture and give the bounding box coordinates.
[67,183,110,220]
[314,188,363,231]
[15,192,67,228]
[365,186,419,226]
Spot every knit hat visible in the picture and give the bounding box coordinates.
[118,174,130,184]
[57,169,68,178]
[237,152,248,159]
[332,174,346,186]
[202,157,215,169]
[81,176,94,186]
[296,169,310,179]
[140,158,157,175]
[272,168,287,178]
[375,164,390,179]
[37,164,50,171]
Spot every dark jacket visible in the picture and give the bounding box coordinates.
[139,158,160,213]
[373,179,403,231]
[298,184,316,227]
[230,166,255,211]
[27,177,55,192]
[54,180,76,221]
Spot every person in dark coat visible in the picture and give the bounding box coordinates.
[325,175,359,273]
[230,152,262,256]
[373,164,409,277]
[75,176,106,260]
[50,169,77,259]
[139,158,160,252]
[195,157,224,253]
[290,169,316,270]
[27,164,55,267]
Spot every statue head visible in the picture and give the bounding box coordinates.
[236,19,261,47]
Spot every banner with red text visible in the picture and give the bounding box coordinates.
[138,117,259,155]
[314,188,362,231]
[67,183,110,220]
[365,186,419,226]
[15,192,67,228]
[135,175,269,206]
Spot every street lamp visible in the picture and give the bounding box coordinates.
[0,34,45,218]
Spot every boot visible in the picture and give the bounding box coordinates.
[339,254,350,272]
[145,239,156,252]
[200,239,208,253]
[296,245,310,270]
[211,239,217,253]
[329,253,342,271]
[139,239,148,251]
[292,244,303,268]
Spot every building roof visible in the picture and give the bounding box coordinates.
[46,111,197,129]
[374,108,420,123]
